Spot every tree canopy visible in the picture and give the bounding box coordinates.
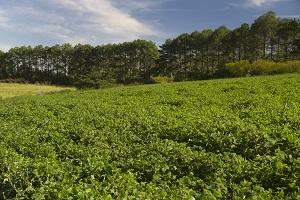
[0,11,299,87]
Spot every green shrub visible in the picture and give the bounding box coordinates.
[225,60,252,77]
[285,60,300,73]
[226,60,300,77]
[151,75,174,83]
[252,59,277,75]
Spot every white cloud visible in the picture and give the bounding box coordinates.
[0,0,164,49]
[0,10,10,28]
[0,43,14,52]
[246,0,283,7]
[224,0,286,9]
[279,14,300,18]
[113,0,174,12]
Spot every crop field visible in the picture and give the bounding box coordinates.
[0,74,299,199]
[0,83,75,99]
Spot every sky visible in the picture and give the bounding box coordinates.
[0,0,299,51]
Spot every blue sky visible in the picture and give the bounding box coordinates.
[0,0,299,51]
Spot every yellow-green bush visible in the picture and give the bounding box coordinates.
[225,60,252,77]
[151,75,174,83]
[285,60,300,73]
[251,59,276,75]
[226,60,300,77]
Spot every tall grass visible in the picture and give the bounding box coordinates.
[0,83,75,98]
[225,60,300,77]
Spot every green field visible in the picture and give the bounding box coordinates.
[0,83,75,99]
[0,74,299,199]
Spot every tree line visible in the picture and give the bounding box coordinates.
[0,11,299,87]
[158,11,300,80]
[0,40,159,87]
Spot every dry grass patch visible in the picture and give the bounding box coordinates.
[0,83,75,99]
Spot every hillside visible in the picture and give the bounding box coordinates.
[0,74,299,199]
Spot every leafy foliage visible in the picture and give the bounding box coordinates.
[0,12,299,87]
[226,60,300,76]
[151,76,174,84]
[0,74,299,199]
[0,40,159,87]
[158,12,300,81]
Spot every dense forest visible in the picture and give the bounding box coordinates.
[0,11,299,87]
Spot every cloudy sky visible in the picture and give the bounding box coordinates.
[0,0,299,51]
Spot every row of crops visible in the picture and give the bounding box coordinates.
[0,74,299,199]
